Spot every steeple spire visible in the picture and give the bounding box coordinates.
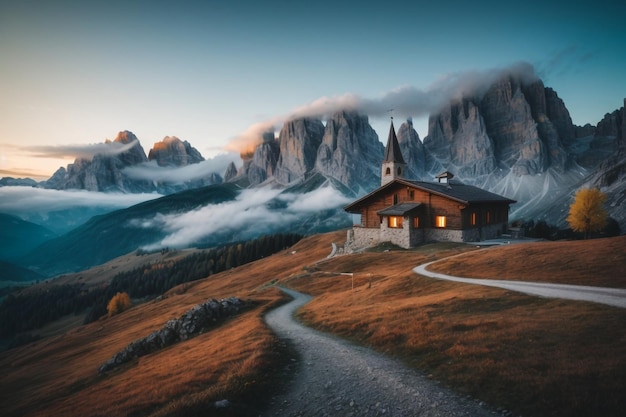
[383,117,405,164]
[381,117,406,186]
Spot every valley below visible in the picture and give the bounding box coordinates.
[1,231,625,417]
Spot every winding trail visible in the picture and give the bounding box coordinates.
[414,262,626,309]
[262,287,501,417]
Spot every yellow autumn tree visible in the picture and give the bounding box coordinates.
[566,188,608,239]
[107,292,131,317]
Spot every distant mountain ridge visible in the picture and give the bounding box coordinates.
[38,132,223,194]
[5,73,621,223]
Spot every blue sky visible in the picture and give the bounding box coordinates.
[1,0,625,179]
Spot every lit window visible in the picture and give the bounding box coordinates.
[389,216,403,228]
[413,217,419,228]
[486,211,491,224]
[471,212,476,226]
[436,216,446,228]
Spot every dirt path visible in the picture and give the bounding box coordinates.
[262,287,503,417]
[414,262,626,308]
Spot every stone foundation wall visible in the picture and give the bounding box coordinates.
[346,222,508,251]
[346,227,380,252]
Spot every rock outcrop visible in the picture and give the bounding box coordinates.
[98,297,245,373]
[148,136,204,166]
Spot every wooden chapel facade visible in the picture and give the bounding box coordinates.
[344,119,516,249]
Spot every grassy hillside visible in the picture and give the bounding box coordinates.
[1,232,625,417]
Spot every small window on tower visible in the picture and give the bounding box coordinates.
[385,167,391,175]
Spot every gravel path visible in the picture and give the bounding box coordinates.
[414,262,626,308]
[262,287,503,417]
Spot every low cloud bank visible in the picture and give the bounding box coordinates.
[138,186,352,250]
[122,152,241,183]
[225,62,538,154]
[0,186,161,215]
[24,140,141,160]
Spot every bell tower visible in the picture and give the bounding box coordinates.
[381,117,406,186]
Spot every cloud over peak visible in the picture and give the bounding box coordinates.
[225,62,539,154]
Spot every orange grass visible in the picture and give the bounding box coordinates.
[287,238,626,417]
[427,235,626,288]
[2,231,625,417]
[0,231,344,417]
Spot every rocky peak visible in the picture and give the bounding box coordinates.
[43,131,153,193]
[424,98,497,179]
[223,161,238,182]
[315,111,384,192]
[148,136,204,167]
[242,131,280,186]
[396,119,428,180]
[479,76,548,175]
[275,117,325,184]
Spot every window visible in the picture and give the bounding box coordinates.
[393,194,398,204]
[435,215,446,228]
[385,167,391,175]
[388,216,403,228]
[486,210,491,224]
[407,189,414,200]
[471,212,477,226]
[412,217,419,228]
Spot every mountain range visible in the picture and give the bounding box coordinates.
[1,70,625,279]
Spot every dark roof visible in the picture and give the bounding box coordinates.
[403,179,516,204]
[383,119,405,164]
[344,178,516,213]
[377,202,422,216]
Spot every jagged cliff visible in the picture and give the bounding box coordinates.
[32,72,625,232]
[148,136,204,167]
[315,111,384,192]
[44,131,154,193]
[43,133,222,194]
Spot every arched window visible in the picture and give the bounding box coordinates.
[385,167,391,175]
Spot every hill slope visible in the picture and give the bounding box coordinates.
[1,233,624,417]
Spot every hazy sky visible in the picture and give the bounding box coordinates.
[1,0,625,179]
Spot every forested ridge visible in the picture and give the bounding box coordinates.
[0,233,302,346]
